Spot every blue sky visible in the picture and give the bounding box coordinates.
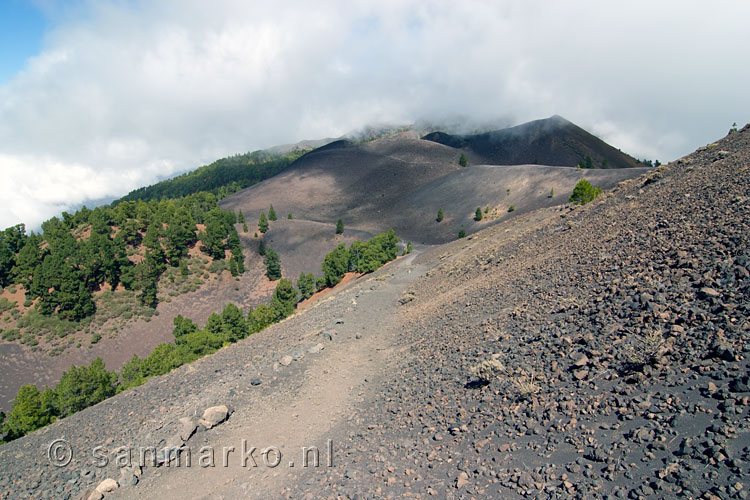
[0,1,47,83]
[0,0,748,230]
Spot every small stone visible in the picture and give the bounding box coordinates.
[118,468,139,487]
[710,341,737,362]
[95,478,118,493]
[700,287,720,298]
[86,491,103,500]
[730,376,749,392]
[279,355,293,366]
[308,343,324,354]
[585,448,608,463]
[573,354,589,367]
[456,471,470,489]
[199,405,229,429]
[250,378,262,386]
[573,369,589,380]
[517,471,534,489]
[178,416,198,442]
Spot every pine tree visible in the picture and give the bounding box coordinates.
[459,153,467,167]
[264,247,281,280]
[237,210,245,224]
[336,218,344,235]
[436,208,444,222]
[268,205,277,221]
[258,212,269,233]
[3,385,54,441]
[296,272,316,300]
[220,303,249,343]
[474,207,483,221]
[458,228,466,239]
[242,223,248,233]
[287,213,293,219]
[270,278,298,320]
[258,239,266,256]
[322,243,350,286]
[55,358,117,418]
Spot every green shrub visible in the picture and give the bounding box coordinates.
[208,259,228,274]
[347,230,398,274]
[139,344,185,378]
[20,333,38,346]
[250,304,277,332]
[118,355,145,392]
[508,205,515,212]
[1,328,20,341]
[569,178,602,205]
[474,207,483,221]
[458,228,466,239]
[172,314,198,341]
[436,208,444,222]
[179,329,223,358]
[322,244,350,286]
[0,298,16,314]
[55,358,117,417]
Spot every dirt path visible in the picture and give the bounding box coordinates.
[105,252,428,500]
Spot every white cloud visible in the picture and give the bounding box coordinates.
[1,0,749,229]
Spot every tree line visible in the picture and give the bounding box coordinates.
[0,192,244,323]
[1,229,401,442]
[117,148,311,203]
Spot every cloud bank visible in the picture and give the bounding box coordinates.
[1,0,749,229]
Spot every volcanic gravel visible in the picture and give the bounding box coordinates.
[0,126,748,499]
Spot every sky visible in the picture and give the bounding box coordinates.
[0,0,748,230]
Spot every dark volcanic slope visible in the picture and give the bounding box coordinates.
[423,115,642,169]
[221,130,648,245]
[220,131,463,220]
[0,128,747,499]
[240,219,375,280]
[282,127,749,499]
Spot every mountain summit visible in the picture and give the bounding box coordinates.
[423,115,642,169]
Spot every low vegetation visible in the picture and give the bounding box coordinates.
[569,178,602,205]
[0,193,245,353]
[1,229,403,443]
